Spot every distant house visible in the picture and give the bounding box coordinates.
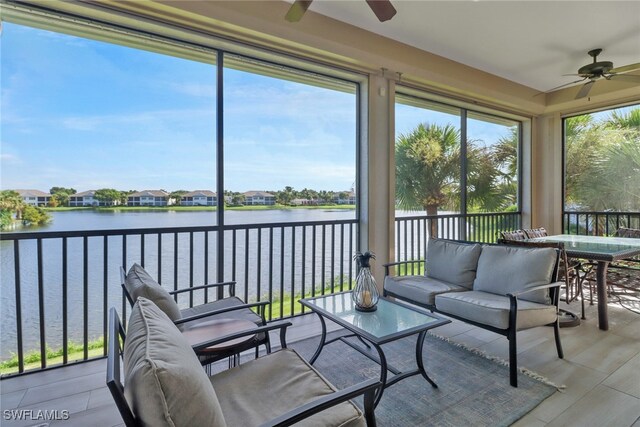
[15,189,51,207]
[334,191,356,205]
[127,190,173,206]
[69,190,119,207]
[291,198,318,206]
[243,191,276,206]
[181,190,217,206]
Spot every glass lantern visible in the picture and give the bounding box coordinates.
[352,251,379,312]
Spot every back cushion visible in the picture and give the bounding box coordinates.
[425,239,482,289]
[125,263,182,321]
[124,298,227,427]
[473,245,556,304]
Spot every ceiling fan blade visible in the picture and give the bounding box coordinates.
[608,74,640,83]
[365,0,397,22]
[545,78,588,93]
[575,80,595,99]
[285,0,313,22]
[609,62,640,74]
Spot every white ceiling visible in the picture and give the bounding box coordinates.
[296,0,640,92]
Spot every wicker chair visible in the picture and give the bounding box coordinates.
[523,227,548,238]
[615,227,640,238]
[499,229,528,241]
[607,228,640,296]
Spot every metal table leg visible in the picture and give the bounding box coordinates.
[596,261,609,331]
[415,331,438,388]
[310,313,327,364]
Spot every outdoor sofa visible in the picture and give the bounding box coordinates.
[383,238,564,387]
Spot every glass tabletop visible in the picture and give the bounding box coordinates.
[527,234,640,261]
[300,292,448,343]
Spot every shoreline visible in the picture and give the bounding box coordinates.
[44,204,356,212]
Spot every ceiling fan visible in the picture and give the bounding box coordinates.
[550,48,640,99]
[285,0,397,23]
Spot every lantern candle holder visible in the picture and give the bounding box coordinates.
[352,251,379,312]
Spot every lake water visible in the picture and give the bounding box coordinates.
[1,208,360,360]
[0,208,437,361]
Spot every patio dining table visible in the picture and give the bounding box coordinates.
[526,234,640,331]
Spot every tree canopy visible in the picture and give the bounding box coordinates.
[395,122,518,217]
[565,107,640,212]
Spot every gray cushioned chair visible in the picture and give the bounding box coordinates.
[107,298,380,427]
[121,263,270,365]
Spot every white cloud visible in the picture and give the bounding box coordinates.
[0,153,19,162]
[170,83,216,98]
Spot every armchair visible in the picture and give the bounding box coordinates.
[107,300,380,427]
[121,263,270,366]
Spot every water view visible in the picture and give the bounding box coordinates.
[0,208,358,360]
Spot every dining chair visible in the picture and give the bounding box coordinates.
[607,228,640,295]
[499,229,527,241]
[523,227,548,238]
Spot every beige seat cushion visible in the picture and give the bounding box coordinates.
[179,296,262,326]
[210,348,365,427]
[435,291,557,330]
[425,239,482,289]
[384,275,467,306]
[124,297,227,427]
[125,263,182,321]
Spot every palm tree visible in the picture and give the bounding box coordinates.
[565,107,640,212]
[395,123,461,236]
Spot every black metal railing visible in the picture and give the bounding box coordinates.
[563,211,640,236]
[0,219,357,376]
[394,211,521,272]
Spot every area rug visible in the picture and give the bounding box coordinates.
[286,331,557,427]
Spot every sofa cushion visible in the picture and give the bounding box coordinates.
[125,263,182,321]
[425,239,482,289]
[124,297,227,427]
[384,275,467,307]
[210,348,364,427]
[472,245,556,304]
[435,291,557,330]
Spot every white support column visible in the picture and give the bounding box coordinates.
[360,74,395,288]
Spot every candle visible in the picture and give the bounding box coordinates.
[362,290,372,307]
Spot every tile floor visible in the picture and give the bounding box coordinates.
[1,299,638,427]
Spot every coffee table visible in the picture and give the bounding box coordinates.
[300,291,450,407]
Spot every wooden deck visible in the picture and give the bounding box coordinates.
[1,299,639,427]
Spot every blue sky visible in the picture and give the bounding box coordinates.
[1,22,356,193]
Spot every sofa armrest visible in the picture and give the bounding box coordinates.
[383,260,424,276]
[259,378,381,427]
[191,320,292,352]
[506,281,563,298]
